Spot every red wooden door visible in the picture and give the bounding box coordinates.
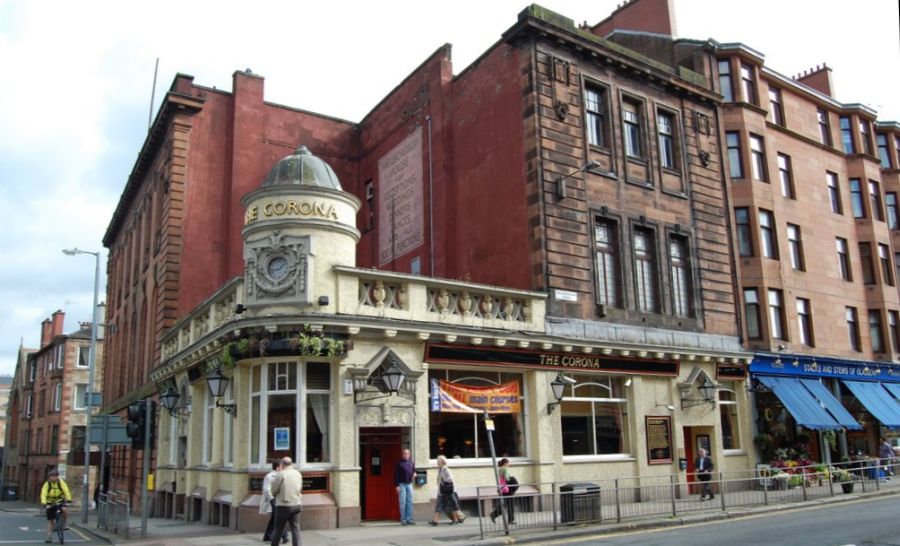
[360,428,402,520]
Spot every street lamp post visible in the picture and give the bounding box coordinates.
[63,248,100,524]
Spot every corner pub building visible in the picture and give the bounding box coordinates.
[103,0,755,533]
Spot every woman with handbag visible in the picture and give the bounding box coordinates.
[429,455,465,525]
[490,458,516,524]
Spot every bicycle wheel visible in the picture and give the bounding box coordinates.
[56,512,64,545]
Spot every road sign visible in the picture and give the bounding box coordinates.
[88,415,131,445]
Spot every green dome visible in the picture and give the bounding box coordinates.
[261,146,342,190]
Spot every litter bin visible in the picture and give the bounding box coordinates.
[559,482,601,523]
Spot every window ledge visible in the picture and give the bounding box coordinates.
[562,454,635,463]
[724,449,747,457]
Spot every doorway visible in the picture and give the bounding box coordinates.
[683,427,712,495]
[359,427,404,521]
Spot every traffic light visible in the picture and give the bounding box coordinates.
[126,400,157,449]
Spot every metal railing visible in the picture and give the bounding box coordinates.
[96,491,131,538]
[473,460,895,538]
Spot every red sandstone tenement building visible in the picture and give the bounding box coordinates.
[0,312,104,506]
[98,0,896,532]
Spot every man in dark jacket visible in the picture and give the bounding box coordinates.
[395,448,415,525]
[696,448,714,500]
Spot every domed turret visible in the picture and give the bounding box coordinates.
[261,146,342,190]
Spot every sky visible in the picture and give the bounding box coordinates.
[0,0,898,376]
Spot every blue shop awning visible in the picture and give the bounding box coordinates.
[883,382,900,401]
[757,376,845,430]
[843,380,900,429]
[798,378,862,430]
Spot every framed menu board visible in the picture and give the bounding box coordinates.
[646,415,673,464]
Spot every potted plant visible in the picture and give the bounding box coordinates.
[832,467,854,493]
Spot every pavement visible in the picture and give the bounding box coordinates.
[2,484,899,546]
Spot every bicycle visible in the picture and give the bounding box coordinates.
[46,501,67,544]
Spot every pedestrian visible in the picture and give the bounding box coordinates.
[395,448,416,525]
[879,437,894,478]
[489,458,515,525]
[40,469,72,543]
[429,455,465,526]
[696,448,714,501]
[270,457,303,546]
[261,459,288,543]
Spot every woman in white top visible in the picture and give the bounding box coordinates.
[429,455,465,526]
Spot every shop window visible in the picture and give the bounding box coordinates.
[428,369,524,459]
[249,361,333,467]
[719,384,740,451]
[560,375,629,457]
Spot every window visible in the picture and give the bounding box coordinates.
[560,375,629,457]
[777,153,794,198]
[55,345,64,369]
[889,311,900,353]
[719,384,740,450]
[73,384,86,410]
[50,425,58,455]
[817,108,832,146]
[622,99,643,158]
[768,289,785,340]
[837,238,852,281]
[25,393,32,418]
[840,116,855,153]
[846,307,861,351]
[787,224,804,270]
[669,236,692,317]
[633,229,657,312]
[249,361,333,467]
[859,120,873,155]
[768,87,784,126]
[77,346,89,368]
[740,63,757,104]
[886,192,898,229]
[796,298,814,347]
[718,59,734,102]
[594,219,619,307]
[749,134,767,181]
[53,383,62,412]
[896,252,900,287]
[744,288,762,339]
[869,310,885,353]
[869,180,884,221]
[827,172,843,214]
[859,243,876,285]
[879,244,894,286]
[758,209,777,259]
[429,369,524,459]
[71,427,85,455]
[850,178,865,218]
[735,208,753,256]
[585,85,608,148]
[726,132,744,179]
[877,134,893,168]
[657,110,678,169]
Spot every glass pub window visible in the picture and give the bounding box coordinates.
[561,376,629,456]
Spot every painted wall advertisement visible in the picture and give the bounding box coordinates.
[378,127,424,265]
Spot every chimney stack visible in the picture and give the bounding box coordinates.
[51,310,65,339]
[40,319,52,348]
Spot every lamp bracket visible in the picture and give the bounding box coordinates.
[215,400,238,416]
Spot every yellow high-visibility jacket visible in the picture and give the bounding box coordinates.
[40,479,72,505]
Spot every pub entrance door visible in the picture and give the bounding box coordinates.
[683,427,712,495]
[359,427,403,521]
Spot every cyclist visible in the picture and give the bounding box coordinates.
[40,470,72,543]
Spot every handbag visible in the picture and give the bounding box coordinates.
[439,480,454,495]
[506,475,519,495]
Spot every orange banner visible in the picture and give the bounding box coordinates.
[437,380,521,414]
